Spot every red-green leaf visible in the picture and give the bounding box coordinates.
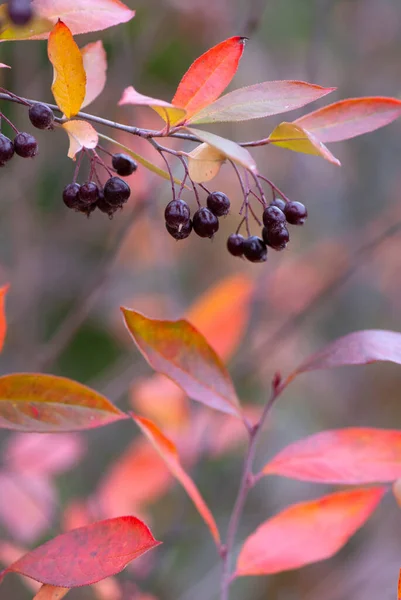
[121,308,242,418]
[119,86,186,125]
[0,373,127,432]
[81,41,107,109]
[0,284,9,353]
[268,122,340,165]
[236,487,386,576]
[185,127,257,172]
[2,517,160,587]
[188,80,335,124]
[132,414,221,544]
[262,428,401,484]
[295,97,401,143]
[172,36,246,119]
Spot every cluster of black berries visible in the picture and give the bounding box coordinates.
[227,199,308,263]
[165,191,230,240]
[7,0,33,26]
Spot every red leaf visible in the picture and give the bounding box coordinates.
[0,284,9,353]
[81,40,107,109]
[3,516,160,587]
[295,97,401,143]
[119,86,186,125]
[236,487,386,576]
[121,308,242,418]
[188,80,335,124]
[172,36,246,119]
[268,122,340,165]
[263,428,401,484]
[398,570,401,600]
[131,414,221,545]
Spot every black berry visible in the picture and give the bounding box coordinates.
[78,182,99,206]
[227,233,245,257]
[284,201,308,225]
[7,0,33,26]
[271,198,286,212]
[62,183,81,210]
[166,220,192,240]
[262,205,286,228]
[0,134,14,164]
[207,191,230,217]
[97,190,117,218]
[192,207,219,238]
[262,224,290,251]
[111,153,137,177]
[103,176,131,206]
[164,199,190,227]
[28,103,54,130]
[14,132,38,158]
[243,236,267,263]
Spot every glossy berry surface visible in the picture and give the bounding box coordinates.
[227,233,245,257]
[29,103,54,130]
[14,132,38,158]
[284,201,308,225]
[97,191,116,217]
[166,220,192,240]
[0,134,14,164]
[164,199,190,227]
[112,153,138,177]
[207,191,230,217]
[62,183,81,210]
[103,177,131,206]
[270,198,286,212]
[243,236,267,263]
[192,207,219,238]
[78,182,99,206]
[7,0,33,25]
[262,224,290,250]
[262,205,286,228]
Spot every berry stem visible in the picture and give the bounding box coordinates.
[0,112,19,134]
[73,149,84,183]
[257,174,291,203]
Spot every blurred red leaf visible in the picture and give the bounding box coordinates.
[81,41,107,109]
[132,414,221,544]
[398,570,401,600]
[3,516,160,587]
[0,284,9,353]
[34,585,69,599]
[188,80,335,124]
[0,541,40,592]
[236,487,386,576]
[268,122,340,165]
[262,428,401,483]
[119,86,187,125]
[186,127,257,172]
[172,36,246,119]
[121,308,241,418]
[295,97,401,143]
[0,373,127,432]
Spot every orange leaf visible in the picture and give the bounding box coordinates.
[398,570,401,600]
[132,414,220,544]
[81,41,107,109]
[62,120,98,158]
[262,428,401,483]
[34,585,69,599]
[119,86,186,125]
[0,373,127,432]
[0,284,9,353]
[121,309,242,418]
[47,21,86,118]
[172,36,246,119]
[268,122,340,165]
[236,487,386,576]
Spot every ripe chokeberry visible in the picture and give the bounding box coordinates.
[14,132,38,158]
[165,199,190,227]
[78,182,99,207]
[0,134,14,165]
[262,224,290,251]
[243,236,267,263]
[262,205,286,228]
[192,207,219,238]
[207,191,230,217]
[103,176,131,206]
[62,183,81,210]
[284,201,308,225]
[29,103,54,130]
[270,197,286,212]
[97,190,117,218]
[112,153,138,177]
[227,233,245,257]
[166,219,192,240]
[7,0,33,25]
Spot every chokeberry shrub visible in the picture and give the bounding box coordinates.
[1,2,401,600]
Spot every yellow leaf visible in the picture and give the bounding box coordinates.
[47,20,86,118]
[0,4,53,41]
[62,120,98,159]
[188,143,226,183]
[34,585,70,600]
[268,122,340,166]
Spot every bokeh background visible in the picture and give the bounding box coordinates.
[1,0,401,598]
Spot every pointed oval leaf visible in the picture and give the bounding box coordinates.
[47,21,86,118]
[172,36,246,119]
[236,487,386,576]
[132,414,220,544]
[268,122,340,165]
[295,97,401,143]
[4,516,160,587]
[0,284,9,353]
[263,428,401,484]
[34,586,69,600]
[81,41,107,109]
[0,373,127,432]
[119,86,186,125]
[121,308,242,418]
[188,81,335,124]
[186,127,257,172]
[62,120,98,159]
[188,143,226,182]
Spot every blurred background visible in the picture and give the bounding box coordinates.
[1,0,401,598]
